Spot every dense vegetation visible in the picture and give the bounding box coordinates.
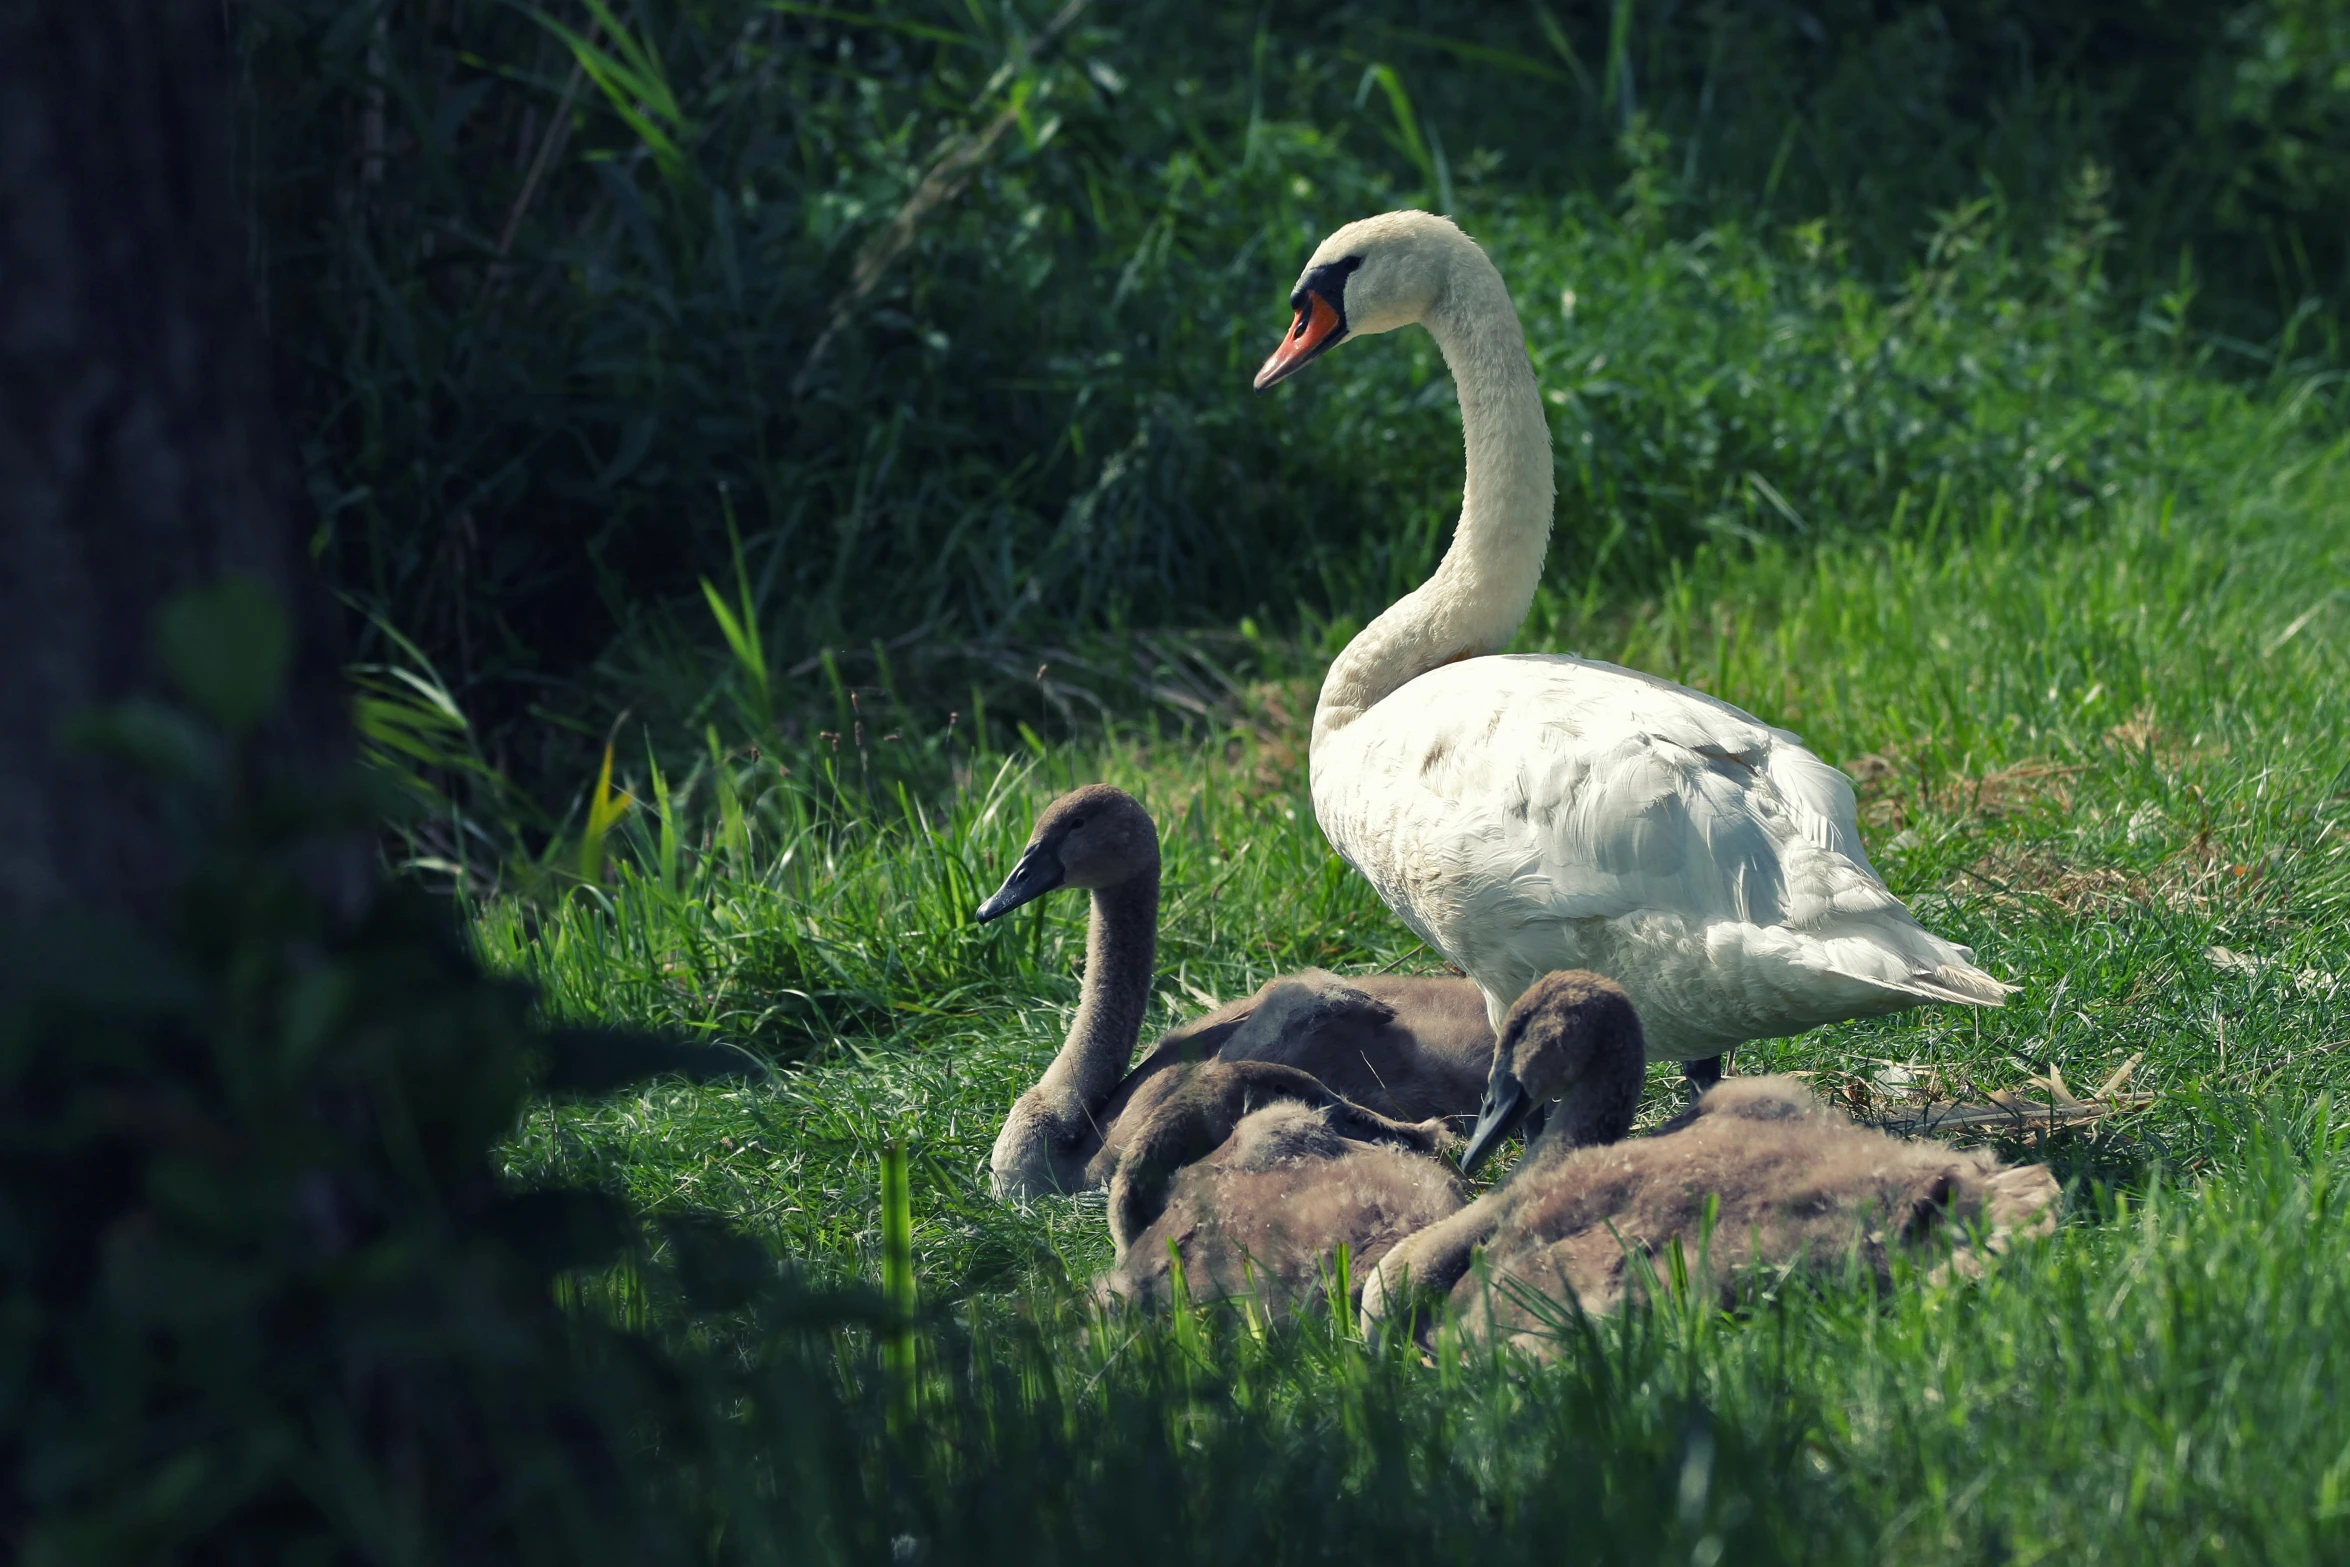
[22,0,2350,1558]
[243,0,2350,820]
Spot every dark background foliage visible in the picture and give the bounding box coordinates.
[232,0,2350,798]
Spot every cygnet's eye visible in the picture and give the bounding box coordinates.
[1067,815,1088,830]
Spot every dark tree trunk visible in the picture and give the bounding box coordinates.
[0,0,360,925]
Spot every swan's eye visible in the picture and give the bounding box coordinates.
[1068,815,1088,830]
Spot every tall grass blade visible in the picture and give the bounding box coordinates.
[523,0,687,179]
[578,741,631,884]
[880,1139,917,1426]
[1359,62,1440,201]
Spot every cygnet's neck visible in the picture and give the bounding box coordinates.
[1032,868,1160,1125]
[1312,244,1554,753]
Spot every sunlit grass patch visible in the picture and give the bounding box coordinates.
[467,330,2350,1562]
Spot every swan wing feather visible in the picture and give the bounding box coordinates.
[1314,655,2008,1048]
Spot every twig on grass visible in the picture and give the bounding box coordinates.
[1869,1055,2156,1140]
[479,18,600,307]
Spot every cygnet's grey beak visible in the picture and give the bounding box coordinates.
[976,841,1064,923]
[1460,1074,1536,1175]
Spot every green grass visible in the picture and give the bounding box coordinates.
[474,263,2350,1554]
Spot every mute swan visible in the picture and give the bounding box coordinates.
[976,784,1494,1200]
[1360,971,2060,1352]
[1258,210,2012,1096]
[1094,979,1468,1314]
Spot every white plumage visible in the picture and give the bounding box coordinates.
[1313,651,2008,1058]
[1257,210,2009,1063]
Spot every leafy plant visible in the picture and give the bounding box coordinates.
[0,584,770,1562]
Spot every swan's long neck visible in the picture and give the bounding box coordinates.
[1312,248,1554,751]
[1032,868,1160,1126]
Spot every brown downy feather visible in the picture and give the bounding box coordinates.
[1083,969,1491,1189]
[1444,1079,2057,1356]
[1094,1059,1467,1316]
[1130,967,1495,1125]
[1363,974,2059,1356]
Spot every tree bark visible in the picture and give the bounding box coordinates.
[0,0,360,925]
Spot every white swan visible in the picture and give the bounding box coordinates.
[1256,211,2010,1089]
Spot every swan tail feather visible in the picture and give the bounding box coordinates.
[1746,926,2016,1014]
[1828,959,2013,1009]
[1908,961,2017,1008]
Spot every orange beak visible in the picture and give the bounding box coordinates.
[1253,290,1347,390]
